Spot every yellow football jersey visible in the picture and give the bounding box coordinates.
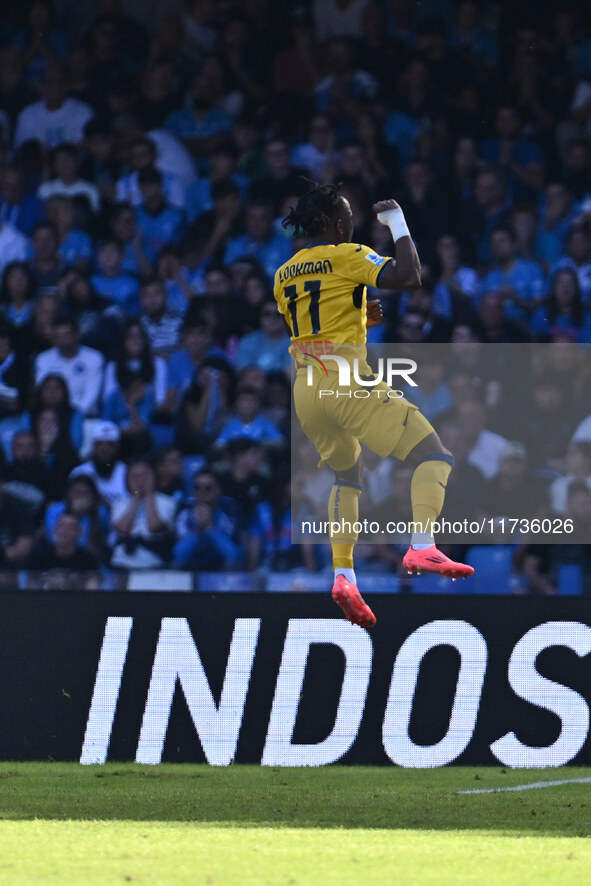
[273,242,392,346]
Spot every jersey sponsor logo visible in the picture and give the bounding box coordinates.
[278,259,333,283]
[301,353,329,376]
[365,252,385,267]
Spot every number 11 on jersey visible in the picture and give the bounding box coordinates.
[285,280,322,337]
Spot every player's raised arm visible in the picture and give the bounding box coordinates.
[373,199,422,291]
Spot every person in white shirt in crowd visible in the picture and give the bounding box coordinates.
[34,313,104,416]
[455,399,509,480]
[38,142,100,213]
[111,114,197,198]
[70,421,128,508]
[115,136,185,209]
[14,62,94,149]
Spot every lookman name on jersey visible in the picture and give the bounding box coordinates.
[277,258,333,283]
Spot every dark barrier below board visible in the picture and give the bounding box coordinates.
[2,593,591,767]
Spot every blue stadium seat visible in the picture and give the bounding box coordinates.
[197,572,255,592]
[557,564,583,595]
[464,545,515,594]
[409,572,465,594]
[410,546,515,594]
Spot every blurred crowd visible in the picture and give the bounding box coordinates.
[0,0,590,592]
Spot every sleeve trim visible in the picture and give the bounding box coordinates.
[376,258,393,287]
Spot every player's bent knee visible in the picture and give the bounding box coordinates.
[334,452,363,488]
[417,452,455,469]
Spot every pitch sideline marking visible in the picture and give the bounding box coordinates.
[459,776,591,795]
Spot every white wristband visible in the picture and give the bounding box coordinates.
[377,207,410,242]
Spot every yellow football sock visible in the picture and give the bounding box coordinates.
[329,482,361,570]
[411,458,452,535]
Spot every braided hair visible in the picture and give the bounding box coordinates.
[282,181,343,237]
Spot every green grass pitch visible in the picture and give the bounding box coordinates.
[0,763,590,884]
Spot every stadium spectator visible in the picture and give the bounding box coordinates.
[14,62,94,148]
[135,167,185,266]
[58,269,116,354]
[189,180,244,267]
[475,292,531,344]
[103,319,167,407]
[172,497,243,570]
[560,138,591,200]
[214,386,284,449]
[33,373,83,453]
[235,300,292,373]
[291,114,337,183]
[163,316,227,415]
[175,357,234,454]
[432,234,480,322]
[518,375,577,472]
[455,399,509,480]
[215,437,270,530]
[38,142,100,213]
[176,467,241,545]
[107,203,152,280]
[456,166,510,267]
[139,279,182,358]
[44,195,93,271]
[30,404,79,500]
[115,135,185,209]
[91,239,140,315]
[151,445,185,507]
[70,420,127,507]
[250,139,308,216]
[247,474,310,572]
[4,429,49,512]
[29,511,101,575]
[481,440,548,521]
[531,268,591,341]
[548,441,591,515]
[110,459,176,569]
[155,248,199,318]
[0,166,45,236]
[29,221,64,294]
[0,262,36,328]
[44,474,109,561]
[315,37,378,140]
[19,291,59,358]
[535,182,576,270]
[0,463,36,567]
[101,369,156,460]
[480,103,545,199]
[35,314,104,417]
[164,67,233,173]
[224,201,292,283]
[480,226,546,322]
[552,224,591,306]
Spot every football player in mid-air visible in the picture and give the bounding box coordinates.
[273,182,474,628]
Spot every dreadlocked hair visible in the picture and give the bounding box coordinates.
[282,180,342,237]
